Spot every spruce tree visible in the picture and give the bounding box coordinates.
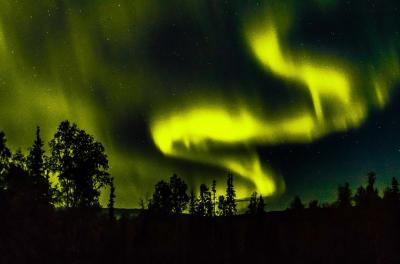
[383,177,400,208]
[149,180,172,214]
[365,171,380,207]
[197,184,212,216]
[189,190,196,215]
[247,192,258,215]
[0,131,11,190]
[290,195,304,210]
[225,173,237,216]
[108,177,116,220]
[337,182,352,208]
[27,126,52,205]
[169,174,189,214]
[218,195,226,216]
[308,200,319,209]
[211,180,216,216]
[354,172,381,208]
[257,195,266,215]
[354,186,366,207]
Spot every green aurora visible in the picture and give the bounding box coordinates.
[0,0,400,208]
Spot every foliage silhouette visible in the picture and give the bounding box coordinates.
[149,180,172,214]
[189,190,196,215]
[354,171,381,208]
[257,194,266,215]
[247,192,258,215]
[196,183,212,216]
[27,127,52,206]
[108,177,116,220]
[211,179,216,216]
[290,195,304,210]
[0,131,11,190]
[308,200,320,209]
[2,122,400,263]
[148,174,189,215]
[170,173,189,214]
[337,182,352,208]
[383,177,400,209]
[247,192,265,215]
[48,120,110,208]
[225,173,237,216]
[218,195,226,216]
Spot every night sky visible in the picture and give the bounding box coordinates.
[0,0,400,209]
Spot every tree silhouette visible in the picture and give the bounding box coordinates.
[247,192,258,215]
[308,200,319,210]
[169,174,189,214]
[149,180,172,214]
[48,121,110,208]
[225,173,237,216]
[290,195,304,210]
[217,195,226,216]
[108,177,116,220]
[148,174,188,215]
[196,184,212,216]
[354,186,366,207]
[0,131,11,191]
[337,182,352,208]
[6,150,36,208]
[383,177,400,209]
[355,171,381,208]
[257,195,266,215]
[211,179,216,216]
[247,192,266,215]
[27,126,52,205]
[189,190,196,215]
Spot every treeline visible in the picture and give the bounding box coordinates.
[142,173,245,216]
[293,171,400,211]
[142,171,400,216]
[0,120,113,214]
[2,121,400,217]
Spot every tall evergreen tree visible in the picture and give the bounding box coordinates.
[211,179,217,216]
[225,173,237,216]
[108,177,116,220]
[217,195,226,216]
[6,150,35,208]
[354,171,381,208]
[27,126,52,205]
[247,192,258,215]
[169,174,189,214]
[149,180,172,214]
[27,127,45,179]
[308,200,320,210]
[365,171,380,206]
[197,184,212,216]
[354,186,366,207]
[383,177,400,208]
[189,190,196,215]
[337,182,352,208]
[257,195,266,215]
[0,131,11,190]
[290,195,304,210]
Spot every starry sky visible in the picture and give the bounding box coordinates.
[0,0,400,209]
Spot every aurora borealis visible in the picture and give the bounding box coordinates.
[1,0,400,209]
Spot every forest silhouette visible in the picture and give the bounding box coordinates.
[0,121,400,263]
